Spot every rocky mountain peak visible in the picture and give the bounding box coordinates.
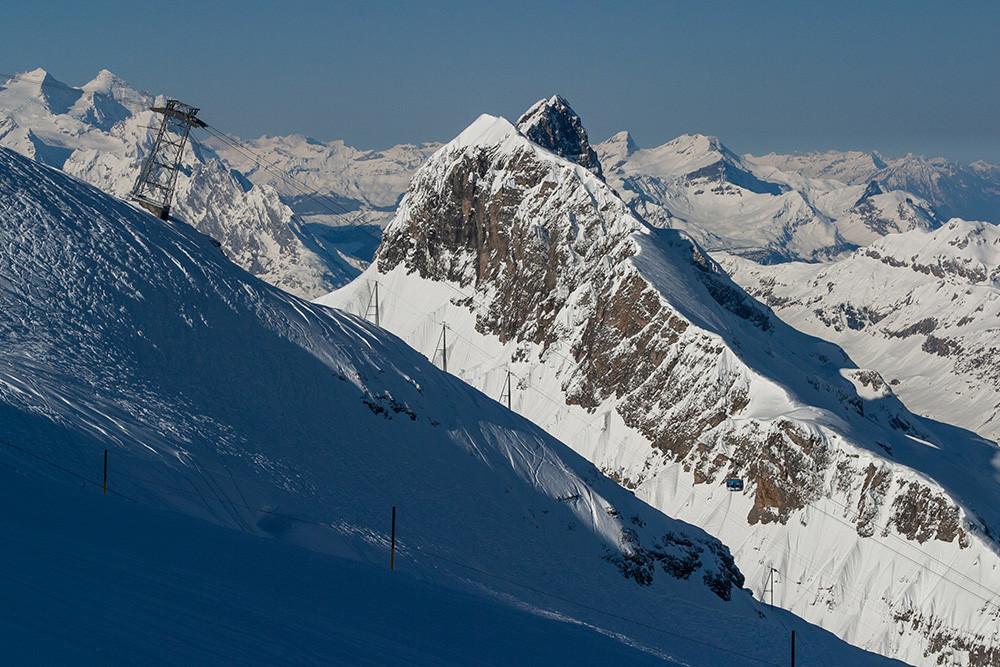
[515,95,603,179]
[331,105,1000,664]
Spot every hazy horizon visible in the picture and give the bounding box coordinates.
[6,1,999,164]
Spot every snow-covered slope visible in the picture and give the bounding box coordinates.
[0,69,361,298]
[323,102,1000,666]
[597,132,939,263]
[0,464,678,665]
[750,150,1000,224]
[0,143,896,665]
[720,218,1000,443]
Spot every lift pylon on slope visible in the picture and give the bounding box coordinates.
[129,99,206,220]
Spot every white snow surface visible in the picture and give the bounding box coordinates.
[0,144,903,665]
[323,112,1000,666]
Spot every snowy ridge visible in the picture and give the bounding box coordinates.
[324,106,1000,665]
[597,132,939,263]
[0,143,900,665]
[720,218,1000,443]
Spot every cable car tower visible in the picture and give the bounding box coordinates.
[129,99,206,220]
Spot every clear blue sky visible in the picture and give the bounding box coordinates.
[6,0,1000,163]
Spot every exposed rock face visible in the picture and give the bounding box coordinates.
[0,142,774,663]
[516,95,603,179]
[325,111,1000,666]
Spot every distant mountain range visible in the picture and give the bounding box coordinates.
[750,149,1000,223]
[597,131,941,263]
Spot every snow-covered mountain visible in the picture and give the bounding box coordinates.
[750,150,1000,224]
[322,98,1000,665]
[596,131,940,263]
[0,142,902,665]
[0,69,433,298]
[719,218,1000,445]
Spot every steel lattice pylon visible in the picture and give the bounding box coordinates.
[129,99,205,220]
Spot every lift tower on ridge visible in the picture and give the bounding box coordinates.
[129,99,206,220]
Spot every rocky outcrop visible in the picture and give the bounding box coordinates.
[516,95,603,179]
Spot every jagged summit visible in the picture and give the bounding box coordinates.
[853,179,883,207]
[515,94,603,179]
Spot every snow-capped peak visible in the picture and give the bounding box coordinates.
[619,132,739,178]
[81,69,146,105]
[6,67,55,86]
[2,68,83,115]
[597,130,638,171]
[448,113,518,151]
[515,94,603,179]
[328,102,1000,665]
